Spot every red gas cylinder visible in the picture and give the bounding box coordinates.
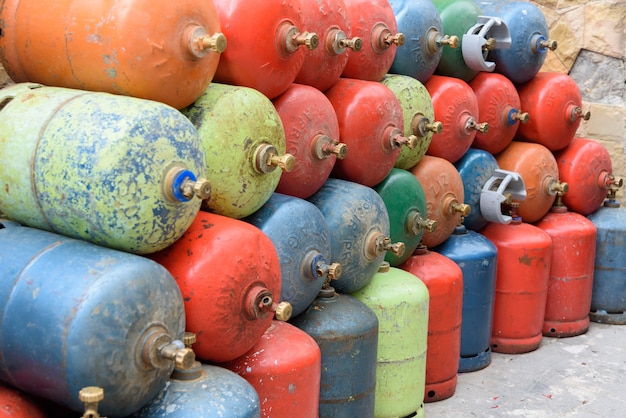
[295,0,362,91]
[273,84,346,199]
[482,204,553,354]
[515,72,590,151]
[0,383,47,418]
[212,0,319,100]
[555,137,621,215]
[326,78,417,187]
[400,245,463,403]
[425,75,488,163]
[469,72,529,155]
[150,211,292,363]
[496,141,567,224]
[0,0,225,110]
[222,321,322,418]
[409,155,471,247]
[341,0,405,81]
[535,198,597,337]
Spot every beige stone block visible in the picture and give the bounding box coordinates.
[583,1,626,59]
[592,137,626,180]
[531,0,559,9]
[582,102,626,141]
[556,0,588,11]
[548,19,582,71]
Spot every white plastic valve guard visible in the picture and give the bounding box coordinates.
[462,16,512,72]
[480,169,526,224]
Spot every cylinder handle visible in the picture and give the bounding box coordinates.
[480,169,527,224]
[462,16,511,72]
[79,387,105,418]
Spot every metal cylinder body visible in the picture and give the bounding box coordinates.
[0,383,47,418]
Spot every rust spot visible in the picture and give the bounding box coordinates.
[186,249,193,257]
[4,183,8,193]
[519,254,533,266]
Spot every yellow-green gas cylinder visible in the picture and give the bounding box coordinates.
[351,262,430,418]
[182,83,295,219]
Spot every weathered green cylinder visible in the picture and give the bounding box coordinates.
[381,74,441,170]
[0,83,207,254]
[182,83,294,219]
[352,263,429,418]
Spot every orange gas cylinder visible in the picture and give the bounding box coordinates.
[212,0,319,100]
[341,0,405,81]
[326,78,417,187]
[482,205,553,354]
[515,72,590,151]
[554,137,621,215]
[0,382,47,418]
[222,321,322,418]
[273,84,346,199]
[150,211,292,363]
[295,0,362,91]
[0,0,225,110]
[425,75,488,163]
[409,155,471,247]
[535,198,597,338]
[400,245,463,403]
[496,141,566,223]
[469,72,529,155]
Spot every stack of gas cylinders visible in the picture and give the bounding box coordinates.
[0,0,623,417]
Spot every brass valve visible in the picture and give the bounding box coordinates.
[452,202,471,217]
[254,143,296,174]
[539,39,558,51]
[79,386,105,418]
[385,240,405,256]
[338,36,363,52]
[391,132,419,149]
[365,231,405,259]
[294,31,319,50]
[409,211,437,235]
[326,262,342,280]
[385,32,406,47]
[571,107,591,121]
[427,121,444,134]
[164,164,211,202]
[511,110,530,124]
[373,23,405,51]
[181,177,212,200]
[280,23,319,54]
[467,118,489,134]
[159,341,195,370]
[483,37,497,51]
[200,32,227,53]
[548,180,569,195]
[440,34,459,49]
[273,301,293,321]
[183,332,196,348]
[412,114,443,137]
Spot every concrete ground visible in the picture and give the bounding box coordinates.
[423,322,626,417]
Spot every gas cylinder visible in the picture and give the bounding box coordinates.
[496,141,567,223]
[410,155,471,247]
[0,0,224,110]
[535,195,597,338]
[150,211,291,363]
[381,74,442,170]
[342,0,405,81]
[0,383,47,418]
[400,245,463,402]
[476,1,557,84]
[0,83,208,255]
[326,78,417,187]
[295,0,362,91]
[352,263,429,417]
[555,137,621,215]
[290,285,379,418]
[515,72,590,151]
[0,221,191,417]
[481,204,553,354]
[244,193,342,317]
[389,0,459,83]
[308,178,405,294]
[273,84,346,199]
[433,0,511,82]
[182,83,294,219]
[212,0,318,100]
[222,321,322,418]
[455,149,499,231]
[469,72,528,154]
[425,75,488,163]
[587,187,626,324]
[374,168,436,266]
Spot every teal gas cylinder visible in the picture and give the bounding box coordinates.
[308,178,405,294]
[0,220,191,417]
[381,74,442,170]
[374,168,436,266]
[0,83,208,255]
[182,83,294,219]
[352,263,429,418]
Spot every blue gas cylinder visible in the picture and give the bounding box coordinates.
[388,0,459,83]
[587,191,626,324]
[476,1,557,84]
[308,178,405,294]
[455,149,499,231]
[245,193,342,317]
[290,285,379,418]
[0,220,191,417]
[433,224,498,372]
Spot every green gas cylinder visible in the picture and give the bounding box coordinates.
[352,262,430,418]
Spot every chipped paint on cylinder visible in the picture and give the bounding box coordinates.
[290,289,379,418]
[182,83,286,219]
[536,207,597,337]
[400,247,463,402]
[351,265,429,417]
[0,222,186,417]
[482,221,553,354]
[0,382,47,418]
[0,83,206,254]
[150,211,282,363]
[381,74,436,170]
[222,321,321,418]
